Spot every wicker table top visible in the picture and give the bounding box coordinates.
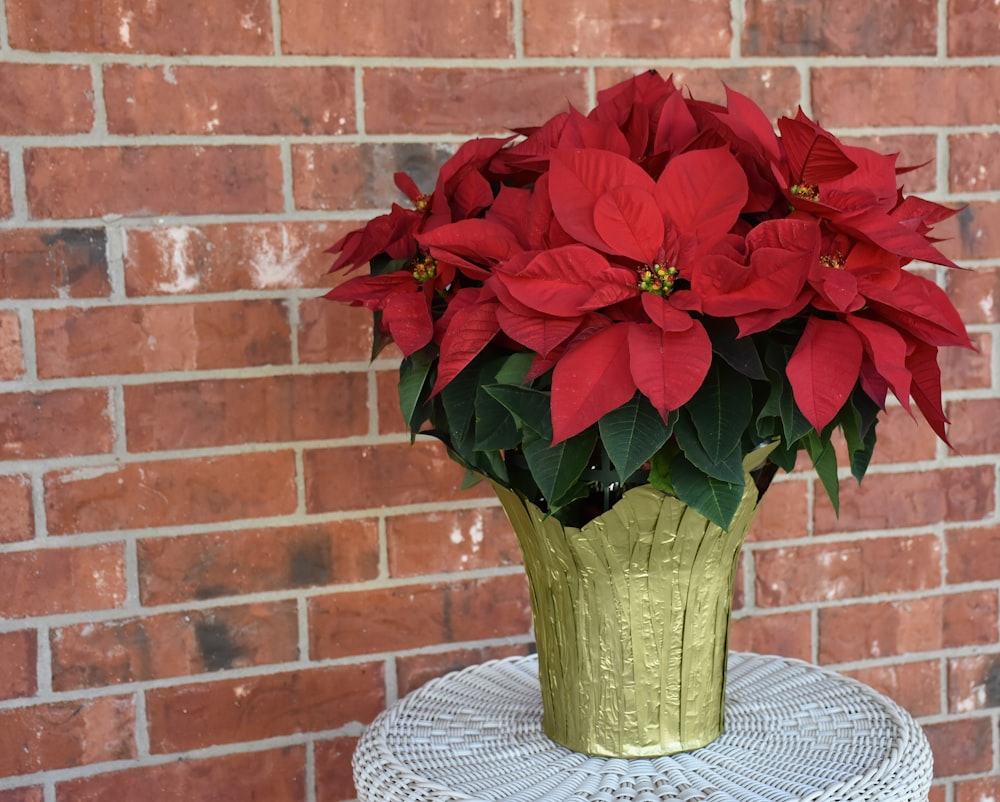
[353,652,933,802]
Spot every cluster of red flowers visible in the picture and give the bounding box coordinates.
[326,71,970,525]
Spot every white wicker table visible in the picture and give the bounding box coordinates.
[353,652,933,802]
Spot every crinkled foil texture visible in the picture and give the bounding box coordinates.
[493,479,762,757]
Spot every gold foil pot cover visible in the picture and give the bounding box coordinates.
[493,477,762,757]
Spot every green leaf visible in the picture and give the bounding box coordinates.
[704,317,766,379]
[674,411,746,484]
[483,385,554,441]
[670,455,746,530]
[686,363,753,464]
[598,395,673,483]
[522,428,597,509]
[806,431,840,515]
[473,384,522,450]
[850,420,877,484]
[369,255,410,277]
[397,350,435,440]
[440,364,480,452]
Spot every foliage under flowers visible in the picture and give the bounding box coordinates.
[325,71,971,529]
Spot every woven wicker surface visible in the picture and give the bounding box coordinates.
[353,653,932,802]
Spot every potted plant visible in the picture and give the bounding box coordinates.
[322,71,970,757]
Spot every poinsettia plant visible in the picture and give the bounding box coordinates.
[324,71,971,529]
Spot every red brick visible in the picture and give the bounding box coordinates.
[596,67,802,123]
[0,312,23,380]
[0,789,42,802]
[104,65,354,136]
[729,612,812,661]
[812,67,1000,127]
[945,266,1000,325]
[6,0,272,54]
[948,652,1000,713]
[942,331,991,391]
[0,696,134,778]
[292,143,455,211]
[525,0,731,57]
[0,229,109,299]
[818,591,998,664]
[0,630,37,701]
[867,406,938,465]
[0,475,33,543]
[305,441,493,513]
[743,0,936,56]
[51,602,298,690]
[842,659,941,718]
[0,64,93,135]
[282,0,512,56]
[950,133,1000,192]
[928,786,946,802]
[44,452,297,535]
[124,373,369,451]
[948,0,1000,55]
[376,369,407,435]
[34,300,290,378]
[948,398,1000,455]
[955,777,1000,802]
[923,717,994,777]
[396,644,534,697]
[124,222,341,296]
[146,664,384,752]
[137,520,380,605]
[813,466,994,534]
[755,535,941,607]
[947,523,1000,583]
[298,295,375,365]
[937,202,1000,262]
[0,389,113,460]
[746,479,809,542]
[387,506,520,577]
[25,146,283,218]
[315,738,357,802]
[363,68,588,135]
[0,543,126,619]
[57,748,306,802]
[309,574,532,659]
[0,151,10,219]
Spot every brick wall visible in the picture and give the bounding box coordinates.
[0,1,998,800]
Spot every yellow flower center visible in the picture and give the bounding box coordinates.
[638,263,678,296]
[411,255,438,283]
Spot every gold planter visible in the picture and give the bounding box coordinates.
[493,476,762,757]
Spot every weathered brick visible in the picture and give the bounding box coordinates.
[923,717,994,777]
[315,738,357,802]
[948,652,1000,713]
[0,64,94,135]
[137,520,379,605]
[34,300,291,378]
[51,602,298,690]
[396,644,534,697]
[124,373,369,451]
[282,0,513,56]
[0,312,23,380]
[525,0,731,57]
[729,612,812,661]
[0,696,134,778]
[866,406,938,465]
[6,0,272,54]
[947,398,1000,455]
[948,0,1000,55]
[755,535,941,607]
[950,133,1000,192]
[746,479,809,542]
[943,590,998,647]
[955,777,1000,802]
[595,67,802,123]
[45,452,298,535]
[0,151,10,219]
[387,506,520,577]
[104,65,355,136]
[0,389,113,460]
[146,664,384,752]
[304,440,493,513]
[947,523,1000,583]
[363,68,589,135]
[812,67,1000,127]
[0,788,42,802]
[309,574,532,659]
[124,222,341,296]
[0,544,126,619]
[842,659,941,717]
[25,146,283,218]
[813,466,994,534]
[941,331,991,391]
[0,229,109,299]
[292,143,454,211]
[0,475,33,543]
[743,0,936,56]
[376,369,407,435]
[57,748,306,802]
[0,630,37,701]
[298,295,376,365]
[944,266,999,325]
[937,202,1000,262]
